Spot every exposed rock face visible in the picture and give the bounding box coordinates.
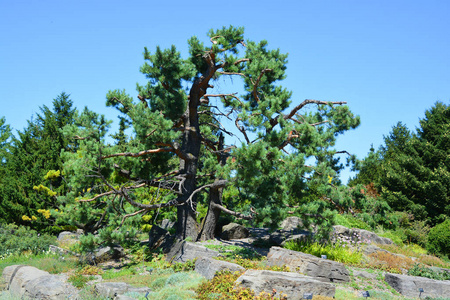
[266,247,350,282]
[221,223,249,240]
[385,273,450,299]
[280,216,303,231]
[195,257,245,280]
[166,240,220,263]
[2,265,78,300]
[332,225,393,245]
[235,270,336,299]
[148,225,174,252]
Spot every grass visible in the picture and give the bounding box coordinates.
[283,239,363,265]
[0,250,78,275]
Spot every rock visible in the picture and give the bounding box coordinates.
[266,247,350,282]
[281,233,311,246]
[363,244,389,255]
[57,231,79,242]
[280,216,303,231]
[95,282,152,299]
[2,265,78,300]
[235,269,335,299]
[23,274,79,300]
[221,223,249,240]
[2,265,50,297]
[166,240,220,263]
[95,282,129,298]
[148,225,174,253]
[96,245,125,264]
[385,273,450,298]
[248,227,271,239]
[352,269,379,280]
[195,257,245,280]
[160,219,175,230]
[115,295,136,300]
[332,225,393,245]
[49,245,79,257]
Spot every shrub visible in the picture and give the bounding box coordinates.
[427,219,450,257]
[407,263,450,280]
[334,214,371,230]
[0,224,56,256]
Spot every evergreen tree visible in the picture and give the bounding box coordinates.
[0,93,76,230]
[63,26,360,241]
[352,103,450,226]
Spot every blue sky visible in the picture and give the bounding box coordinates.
[1,0,449,183]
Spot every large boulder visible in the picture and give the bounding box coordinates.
[385,273,450,298]
[221,223,249,240]
[235,269,335,299]
[3,265,50,297]
[266,247,349,282]
[195,257,245,280]
[332,225,393,245]
[166,240,219,263]
[2,265,78,300]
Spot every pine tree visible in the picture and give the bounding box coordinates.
[353,102,450,226]
[63,26,360,241]
[0,93,76,230]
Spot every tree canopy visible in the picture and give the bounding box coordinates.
[60,26,360,241]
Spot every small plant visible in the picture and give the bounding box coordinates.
[284,239,363,265]
[407,263,450,280]
[68,273,92,289]
[196,271,287,300]
[366,251,414,273]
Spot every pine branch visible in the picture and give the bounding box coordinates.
[211,203,253,220]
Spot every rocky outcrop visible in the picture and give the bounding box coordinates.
[332,225,393,245]
[266,247,350,282]
[385,273,450,299]
[195,257,245,280]
[166,240,219,263]
[221,223,249,240]
[2,265,78,300]
[94,282,151,299]
[235,269,335,299]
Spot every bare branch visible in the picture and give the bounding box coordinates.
[252,68,272,103]
[285,99,347,121]
[235,118,251,144]
[186,180,228,205]
[211,203,253,220]
[101,147,172,159]
[118,208,147,228]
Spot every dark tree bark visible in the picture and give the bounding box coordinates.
[175,52,216,240]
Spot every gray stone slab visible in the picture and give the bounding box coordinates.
[235,269,335,299]
[385,273,450,299]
